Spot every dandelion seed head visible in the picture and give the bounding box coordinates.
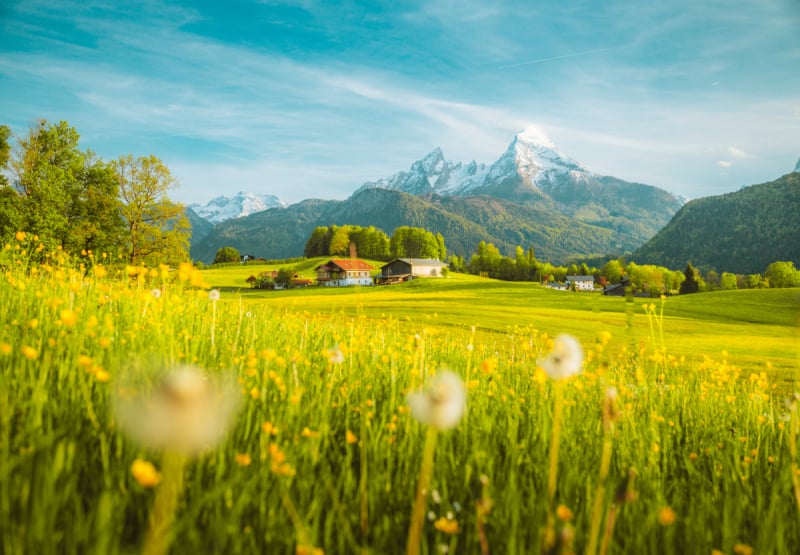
[208,289,221,302]
[537,334,583,380]
[407,370,466,430]
[115,364,240,456]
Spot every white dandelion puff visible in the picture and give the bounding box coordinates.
[208,289,221,302]
[538,334,584,380]
[115,365,240,456]
[407,371,466,431]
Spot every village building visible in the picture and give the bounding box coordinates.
[565,275,596,291]
[377,258,448,284]
[315,259,374,287]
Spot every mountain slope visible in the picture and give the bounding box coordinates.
[357,129,683,245]
[190,188,625,264]
[632,172,800,274]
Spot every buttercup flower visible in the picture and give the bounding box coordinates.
[406,370,466,430]
[537,334,584,380]
[115,365,240,456]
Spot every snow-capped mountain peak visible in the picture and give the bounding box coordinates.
[357,128,600,199]
[191,191,287,224]
[794,156,799,173]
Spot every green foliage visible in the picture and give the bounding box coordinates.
[633,172,800,274]
[764,261,800,288]
[213,246,240,264]
[114,154,190,265]
[679,263,700,294]
[1,248,798,554]
[390,226,442,259]
[275,267,294,287]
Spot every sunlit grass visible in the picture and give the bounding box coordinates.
[1,242,799,554]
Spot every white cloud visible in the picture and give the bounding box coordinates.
[728,146,753,159]
[718,160,733,168]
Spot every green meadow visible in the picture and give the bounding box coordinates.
[2,251,799,554]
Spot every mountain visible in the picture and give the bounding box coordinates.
[186,207,214,244]
[795,157,799,172]
[190,191,286,224]
[632,172,800,274]
[358,129,684,246]
[191,188,641,264]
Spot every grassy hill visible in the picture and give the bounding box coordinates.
[202,266,799,374]
[632,172,800,273]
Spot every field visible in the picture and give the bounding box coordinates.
[2,248,799,554]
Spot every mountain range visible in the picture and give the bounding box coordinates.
[189,130,686,264]
[190,191,286,224]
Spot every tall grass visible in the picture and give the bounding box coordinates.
[1,239,798,554]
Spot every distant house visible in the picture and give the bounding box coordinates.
[566,275,595,292]
[315,259,374,287]
[603,276,631,296]
[377,258,448,284]
[291,278,313,288]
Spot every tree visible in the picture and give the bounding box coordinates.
[304,226,329,258]
[765,261,800,288]
[275,267,294,287]
[601,260,624,284]
[720,272,737,290]
[328,225,351,256]
[679,262,700,294]
[214,246,240,264]
[114,154,190,265]
[8,120,125,253]
[0,125,21,239]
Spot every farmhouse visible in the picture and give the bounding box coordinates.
[603,276,631,296]
[566,275,595,291]
[377,258,448,284]
[315,259,374,287]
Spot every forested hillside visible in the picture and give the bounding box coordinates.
[632,172,800,273]
[190,188,634,264]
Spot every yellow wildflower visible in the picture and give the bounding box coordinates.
[733,545,753,555]
[235,453,252,466]
[658,506,677,526]
[131,459,161,488]
[556,504,574,521]
[0,343,11,356]
[345,430,358,445]
[15,231,26,241]
[433,516,460,534]
[60,309,78,327]
[21,345,38,360]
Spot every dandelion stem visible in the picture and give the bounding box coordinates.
[279,488,313,548]
[598,503,619,555]
[142,451,186,555]
[585,428,614,555]
[406,426,438,555]
[542,379,565,553]
[790,401,800,516]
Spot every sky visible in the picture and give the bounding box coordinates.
[1,0,799,206]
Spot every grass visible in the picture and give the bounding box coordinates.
[1,246,799,554]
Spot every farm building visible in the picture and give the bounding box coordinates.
[315,259,374,287]
[603,276,631,296]
[377,258,448,284]
[565,275,595,291]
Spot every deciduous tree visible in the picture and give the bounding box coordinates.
[114,154,190,265]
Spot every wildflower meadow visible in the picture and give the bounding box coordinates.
[1,237,799,554]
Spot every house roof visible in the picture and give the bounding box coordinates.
[566,275,595,281]
[316,258,374,271]
[382,258,447,268]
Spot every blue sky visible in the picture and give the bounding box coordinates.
[1,0,798,205]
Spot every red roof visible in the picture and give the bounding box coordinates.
[326,259,374,271]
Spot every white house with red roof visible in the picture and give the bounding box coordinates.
[314,259,375,287]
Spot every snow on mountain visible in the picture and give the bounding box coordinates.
[485,129,591,192]
[357,127,593,198]
[191,191,287,224]
[794,157,799,173]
